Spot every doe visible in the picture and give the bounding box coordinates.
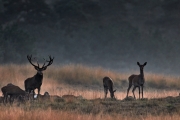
[103,77,116,99]
[126,62,147,99]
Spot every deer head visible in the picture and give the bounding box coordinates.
[27,55,54,75]
[110,89,116,98]
[137,62,147,71]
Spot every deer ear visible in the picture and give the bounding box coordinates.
[143,62,147,66]
[137,62,140,66]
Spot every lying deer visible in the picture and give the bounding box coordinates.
[1,84,28,104]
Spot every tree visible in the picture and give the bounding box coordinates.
[53,0,101,32]
[2,0,54,24]
[0,24,35,63]
[0,0,4,13]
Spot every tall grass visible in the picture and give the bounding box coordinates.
[46,64,125,86]
[45,64,180,89]
[0,106,179,120]
[0,64,180,120]
[0,64,179,99]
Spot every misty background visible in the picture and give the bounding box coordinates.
[0,0,180,75]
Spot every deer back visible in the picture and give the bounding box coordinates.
[129,74,145,86]
[1,85,26,96]
[128,74,136,84]
[103,77,114,91]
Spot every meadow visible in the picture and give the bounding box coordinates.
[0,64,180,120]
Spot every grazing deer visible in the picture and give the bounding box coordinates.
[1,85,28,104]
[103,77,116,99]
[126,62,147,99]
[24,55,54,99]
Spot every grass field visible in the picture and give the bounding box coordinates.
[0,96,180,120]
[0,64,179,98]
[0,107,180,120]
[0,64,180,120]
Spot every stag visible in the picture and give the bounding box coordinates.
[24,55,54,99]
[126,62,147,99]
[103,77,116,99]
[1,85,28,104]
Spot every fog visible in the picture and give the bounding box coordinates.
[1,0,180,75]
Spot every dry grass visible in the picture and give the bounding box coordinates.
[0,64,179,99]
[0,64,180,120]
[45,64,124,86]
[0,106,179,120]
[45,64,180,89]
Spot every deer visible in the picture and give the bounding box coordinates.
[24,55,54,99]
[103,77,116,99]
[7,83,14,86]
[1,84,28,104]
[126,62,147,99]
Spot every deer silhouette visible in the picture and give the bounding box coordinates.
[24,55,54,99]
[1,84,28,104]
[126,62,147,99]
[103,77,116,99]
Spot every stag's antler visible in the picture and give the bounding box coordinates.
[27,55,39,68]
[27,55,54,70]
[41,56,54,69]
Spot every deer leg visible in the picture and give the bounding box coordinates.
[3,94,7,105]
[3,95,5,104]
[11,97,14,104]
[9,96,11,104]
[3,97,5,104]
[33,90,35,100]
[132,86,137,99]
[104,88,108,99]
[142,86,144,98]
[127,84,132,98]
[38,87,41,95]
[10,96,14,105]
[27,89,31,100]
[5,94,8,104]
[36,88,41,99]
[104,85,108,99]
[8,95,11,103]
[109,89,113,99]
[138,86,140,99]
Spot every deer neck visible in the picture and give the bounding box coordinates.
[35,72,43,80]
[139,69,144,80]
